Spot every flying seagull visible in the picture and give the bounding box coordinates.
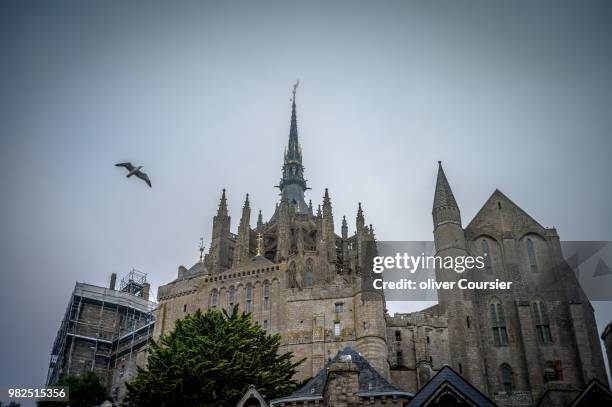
[115,162,152,187]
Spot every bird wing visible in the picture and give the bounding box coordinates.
[115,162,134,171]
[136,171,152,187]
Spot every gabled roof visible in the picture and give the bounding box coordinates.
[406,365,496,407]
[270,346,413,405]
[465,189,545,234]
[569,378,612,406]
[236,385,269,407]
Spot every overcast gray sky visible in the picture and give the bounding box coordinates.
[1,0,611,399]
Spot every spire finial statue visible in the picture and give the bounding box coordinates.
[198,237,205,262]
[292,79,300,102]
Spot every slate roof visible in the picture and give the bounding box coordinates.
[465,189,545,231]
[433,162,458,210]
[270,345,413,405]
[406,365,496,407]
[569,378,612,407]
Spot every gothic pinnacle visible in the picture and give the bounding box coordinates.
[323,188,331,208]
[217,188,228,216]
[356,202,365,231]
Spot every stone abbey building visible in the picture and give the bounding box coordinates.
[153,92,609,406]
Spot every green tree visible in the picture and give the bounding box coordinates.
[125,306,303,407]
[37,371,107,407]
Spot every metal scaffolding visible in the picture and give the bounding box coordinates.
[46,272,156,390]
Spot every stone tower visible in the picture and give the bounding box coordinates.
[432,161,487,392]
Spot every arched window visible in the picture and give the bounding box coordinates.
[228,286,236,308]
[501,364,513,393]
[263,282,270,311]
[482,239,493,273]
[211,290,218,309]
[246,285,253,313]
[532,299,552,343]
[490,298,508,346]
[527,238,538,272]
[305,258,314,288]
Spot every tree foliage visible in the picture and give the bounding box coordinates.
[37,371,107,407]
[125,306,303,407]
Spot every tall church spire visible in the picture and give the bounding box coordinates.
[286,83,301,163]
[277,81,309,215]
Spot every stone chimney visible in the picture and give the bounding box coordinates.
[324,361,360,406]
[142,282,150,300]
[109,273,117,290]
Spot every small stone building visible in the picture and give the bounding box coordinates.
[270,346,413,406]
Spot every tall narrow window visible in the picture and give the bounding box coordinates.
[554,360,563,381]
[482,239,493,273]
[501,364,513,393]
[246,285,253,313]
[228,286,236,308]
[396,351,404,366]
[263,282,270,311]
[211,290,218,309]
[263,320,268,330]
[532,299,552,343]
[527,238,538,272]
[395,330,402,341]
[305,258,314,287]
[490,299,508,346]
[305,270,314,287]
[334,321,341,337]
